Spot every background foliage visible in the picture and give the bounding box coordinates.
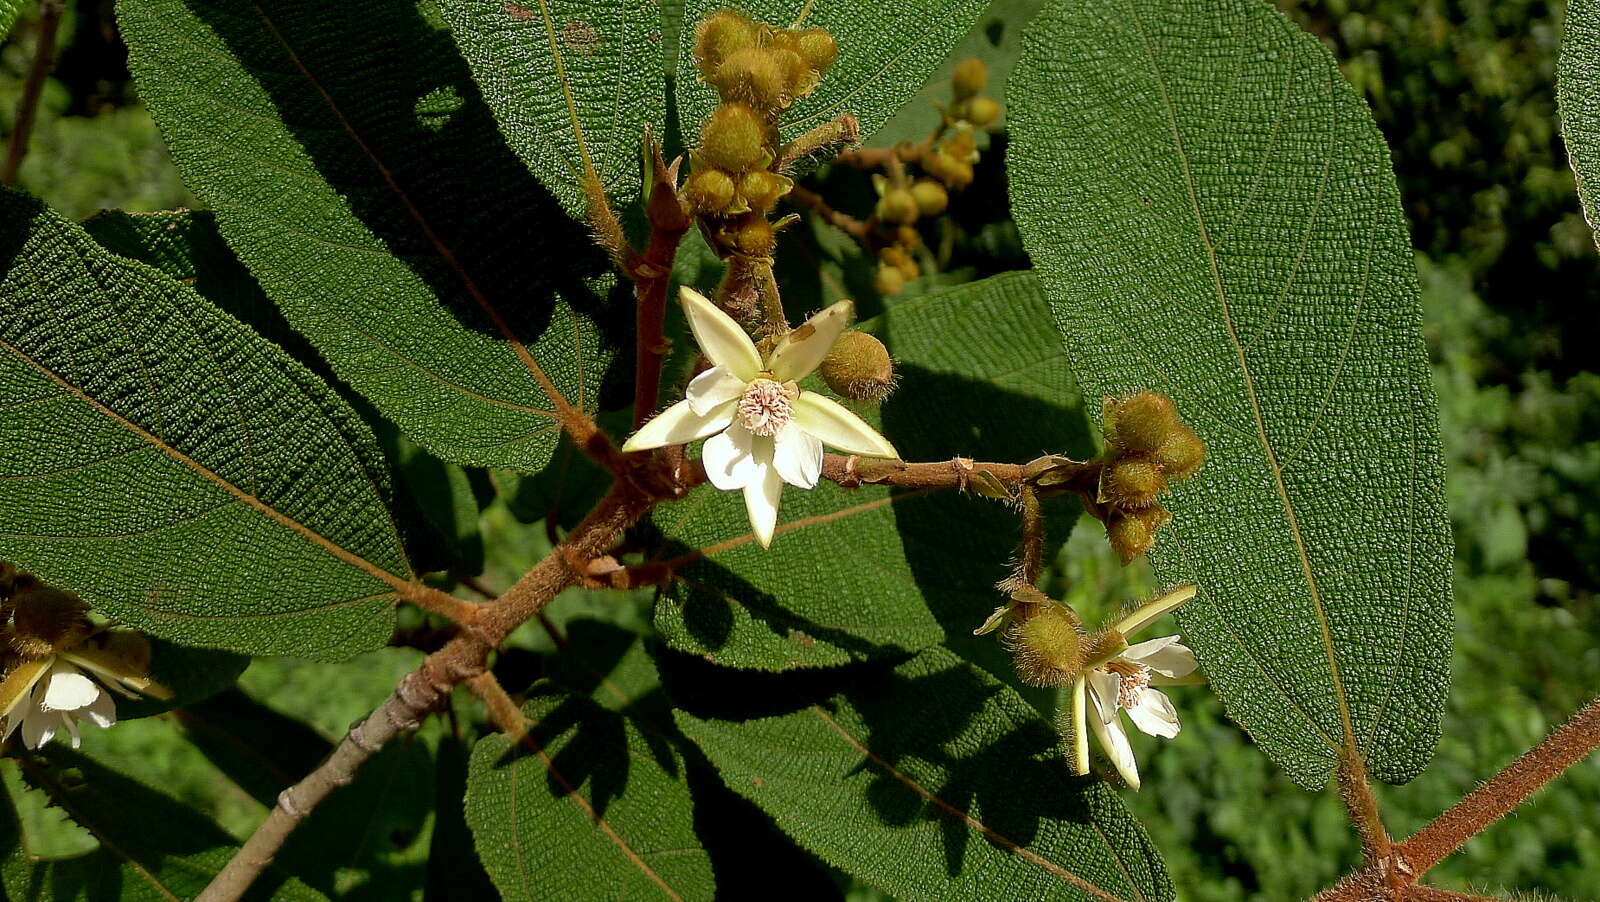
[0,0,1596,899]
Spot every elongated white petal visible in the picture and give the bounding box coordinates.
[84,691,117,729]
[1122,635,1198,680]
[790,392,897,458]
[1150,671,1208,687]
[1069,676,1091,776]
[1114,584,1196,636]
[40,664,100,713]
[1088,702,1141,790]
[772,424,823,489]
[768,300,853,382]
[686,365,747,416]
[623,399,735,452]
[21,704,52,749]
[1086,668,1121,725]
[743,464,784,548]
[681,287,761,381]
[61,712,82,748]
[702,424,763,490]
[1126,688,1180,739]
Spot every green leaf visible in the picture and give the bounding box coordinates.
[670,647,1172,902]
[436,0,666,218]
[119,0,621,472]
[1007,0,1453,787]
[0,189,409,660]
[114,638,250,721]
[1559,0,1600,250]
[427,733,500,901]
[0,0,24,43]
[650,271,1090,670]
[1,746,324,901]
[465,694,715,901]
[174,687,333,809]
[674,0,989,148]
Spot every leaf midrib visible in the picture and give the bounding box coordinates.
[1125,0,1358,757]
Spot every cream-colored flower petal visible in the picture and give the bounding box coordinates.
[84,690,117,729]
[622,399,735,452]
[1114,584,1196,636]
[0,658,52,724]
[1122,635,1198,680]
[702,424,762,491]
[791,392,897,458]
[40,663,99,713]
[686,365,748,416]
[1125,688,1180,739]
[1088,701,1141,790]
[21,703,52,749]
[768,300,854,382]
[772,424,823,489]
[742,463,784,549]
[1086,668,1121,725]
[1150,672,1208,687]
[61,712,82,748]
[1068,676,1092,776]
[681,287,761,381]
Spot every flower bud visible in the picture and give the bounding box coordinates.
[819,330,897,402]
[697,104,770,172]
[10,586,91,659]
[693,10,758,81]
[951,57,988,100]
[727,214,775,257]
[796,28,838,74]
[873,262,905,296]
[1105,392,1179,456]
[1153,427,1206,482]
[682,167,737,216]
[909,179,948,217]
[1006,601,1084,687]
[965,96,1002,127]
[1102,456,1166,508]
[771,48,817,102]
[738,169,790,211]
[896,224,922,248]
[1107,507,1171,564]
[875,188,919,225]
[714,48,789,110]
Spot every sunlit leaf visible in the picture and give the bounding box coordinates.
[1008,0,1453,787]
[1559,0,1600,250]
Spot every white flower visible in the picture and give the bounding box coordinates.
[1068,584,1204,790]
[622,287,898,547]
[0,632,169,750]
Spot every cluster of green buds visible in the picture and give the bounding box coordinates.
[683,9,839,258]
[1096,392,1206,563]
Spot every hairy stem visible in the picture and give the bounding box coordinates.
[1,0,65,186]
[789,184,870,241]
[1338,746,1392,863]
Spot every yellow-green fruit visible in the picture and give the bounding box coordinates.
[966,96,1002,127]
[896,254,920,281]
[1153,427,1207,481]
[1104,456,1167,508]
[945,161,975,190]
[952,56,988,100]
[796,28,838,74]
[698,104,769,172]
[1008,601,1084,687]
[728,215,775,256]
[875,188,919,225]
[896,225,922,248]
[1106,512,1154,564]
[682,167,737,216]
[910,179,949,216]
[873,262,905,295]
[9,586,91,659]
[715,48,789,109]
[921,149,965,187]
[1107,391,1179,455]
[738,169,789,211]
[694,10,758,81]
[879,245,910,268]
[819,330,897,402]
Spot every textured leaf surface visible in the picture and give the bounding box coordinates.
[671,648,1171,902]
[120,0,620,471]
[115,638,250,720]
[651,272,1089,669]
[0,190,407,659]
[1559,0,1600,249]
[437,0,665,217]
[1,746,324,901]
[0,0,22,43]
[1008,0,1452,787]
[674,0,988,147]
[465,694,715,901]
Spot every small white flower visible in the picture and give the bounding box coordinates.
[623,287,898,547]
[0,631,169,750]
[1068,585,1204,790]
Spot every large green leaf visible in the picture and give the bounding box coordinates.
[465,693,715,901]
[0,190,408,660]
[0,0,24,43]
[1559,0,1600,249]
[119,0,622,472]
[650,271,1089,670]
[674,0,989,147]
[670,647,1171,902]
[1007,0,1453,787]
[436,0,665,218]
[1,746,324,901]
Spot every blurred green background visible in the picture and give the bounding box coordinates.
[2,0,1597,899]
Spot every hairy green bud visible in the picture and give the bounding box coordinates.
[951,57,988,101]
[698,104,770,172]
[819,330,897,402]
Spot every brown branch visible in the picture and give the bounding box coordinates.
[1338,746,1393,863]
[1,0,64,186]
[396,582,482,624]
[788,184,870,241]
[1397,693,1600,873]
[630,137,690,428]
